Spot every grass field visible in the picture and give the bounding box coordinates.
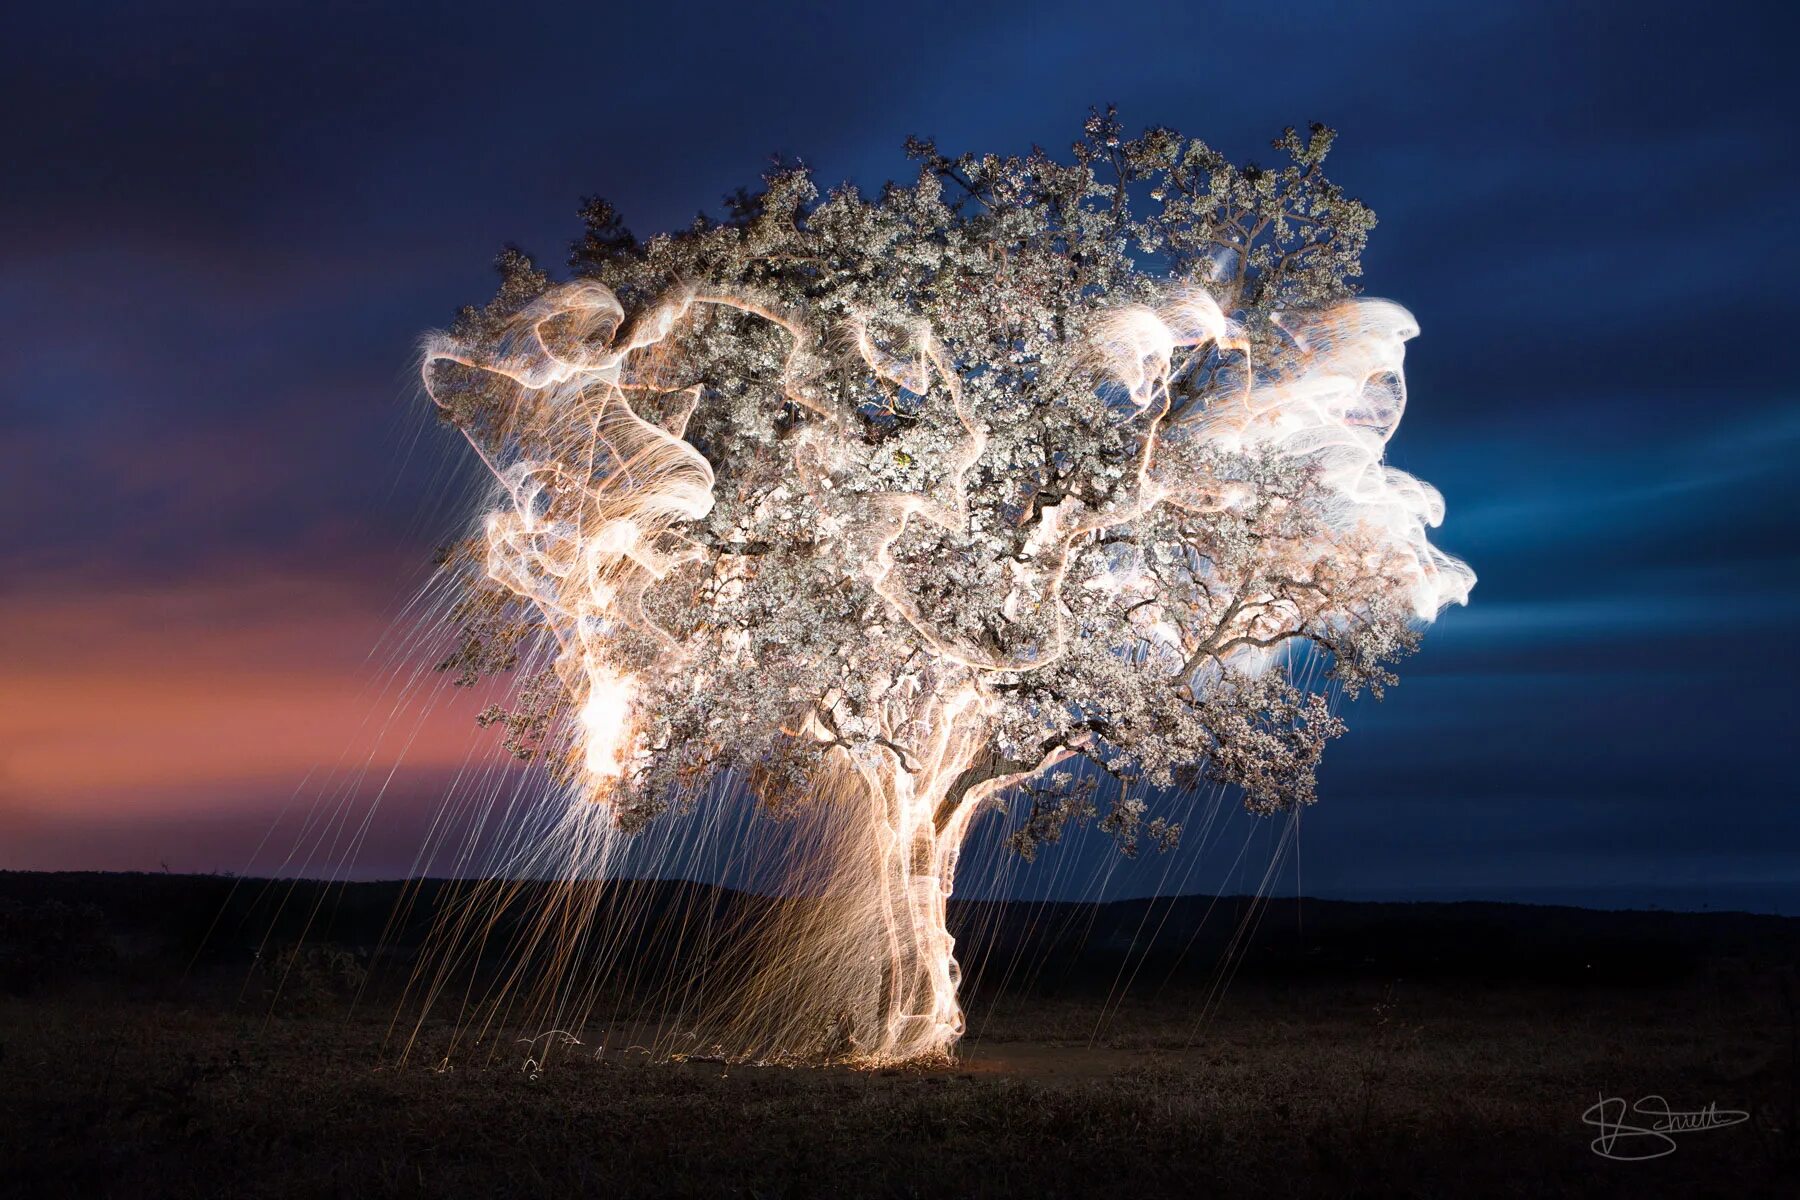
[2,873,1795,1197]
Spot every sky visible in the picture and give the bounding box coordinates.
[3,0,1796,910]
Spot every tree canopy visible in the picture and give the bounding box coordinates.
[423,109,1473,858]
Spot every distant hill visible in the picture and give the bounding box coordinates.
[6,870,1796,998]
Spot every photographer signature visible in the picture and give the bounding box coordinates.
[1582,1094,1748,1160]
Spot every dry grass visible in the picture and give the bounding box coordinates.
[2,969,1793,1198]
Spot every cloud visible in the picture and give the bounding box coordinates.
[0,566,502,817]
[2,0,1796,902]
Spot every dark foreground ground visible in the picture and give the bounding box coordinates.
[2,872,1796,1197]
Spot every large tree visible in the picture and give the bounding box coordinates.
[421,111,1473,1061]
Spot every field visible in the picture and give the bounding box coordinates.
[2,872,1795,1197]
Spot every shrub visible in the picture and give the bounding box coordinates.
[0,899,112,994]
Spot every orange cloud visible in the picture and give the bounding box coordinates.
[0,566,507,828]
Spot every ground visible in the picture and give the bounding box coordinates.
[1,873,1795,1197]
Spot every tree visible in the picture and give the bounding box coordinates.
[420,110,1474,1062]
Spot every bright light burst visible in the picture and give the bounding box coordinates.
[409,113,1472,1064]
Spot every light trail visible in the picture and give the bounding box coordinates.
[413,273,1471,1063]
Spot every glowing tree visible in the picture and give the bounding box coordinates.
[421,111,1473,1062]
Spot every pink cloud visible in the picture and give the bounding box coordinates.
[0,564,527,872]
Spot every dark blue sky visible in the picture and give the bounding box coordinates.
[4,1,1796,909]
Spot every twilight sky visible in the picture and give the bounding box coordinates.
[3,1,1796,909]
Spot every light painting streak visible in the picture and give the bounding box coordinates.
[415,276,1472,1064]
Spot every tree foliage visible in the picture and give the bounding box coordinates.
[425,110,1471,854]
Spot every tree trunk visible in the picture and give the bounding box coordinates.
[708,695,1047,1063]
[855,709,1040,1061]
[865,764,970,1060]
